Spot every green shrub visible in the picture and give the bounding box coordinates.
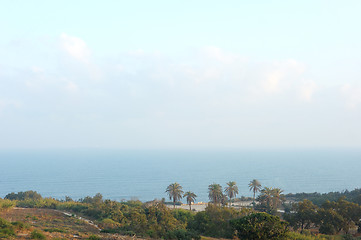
[188,204,252,238]
[230,212,289,240]
[30,230,46,239]
[0,199,15,211]
[0,218,11,229]
[99,218,121,229]
[286,232,329,240]
[11,221,29,230]
[87,235,101,240]
[5,191,42,201]
[172,209,195,224]
[44,228,66,233]
[0,217,15,238]
[319,223,337,235]
[0,227,15,238]
[165,229,201,240]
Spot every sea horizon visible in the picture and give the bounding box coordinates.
[1,149,360,203]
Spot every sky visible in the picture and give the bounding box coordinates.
[0,1,361,150]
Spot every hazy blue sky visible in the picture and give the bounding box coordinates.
[1,1,361,149]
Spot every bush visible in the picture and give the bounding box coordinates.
[230,212,289,240]
[56,201,89,212]
[11,221,29,230]
[319,223,337,235]
[172,209,195,225]
[165,229,201,240]
[0,217,11,229]
[286,231,338,240]
[30,230,46,239]
[0,217,15,238]
[87,235,101,240]
[99,218,121,229]
[44,228,66,233]
[0,199,15,211]
[188,204,251,238]
[5,191,42,201]
[0,227,15,238]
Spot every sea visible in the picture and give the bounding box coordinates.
[0,149,360,203]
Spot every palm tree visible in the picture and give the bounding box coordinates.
[260,187,274,211]
[208,183,223,205]
[271,188,284,211]
[224,181,238,207]
[183,191,197,210]
[249,179,261,205]
[165,182,184,208]
[258,187,284,214]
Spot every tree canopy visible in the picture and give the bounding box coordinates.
[165,183,184,208]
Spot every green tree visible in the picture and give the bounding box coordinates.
[332,197,361,234]
[188,204,251,238]
[224,181,238,207]
[317,198,361,234]
[258,187,274,213]
[249,179,262,206]
[183,191,197,211]
[208,183,223,205]
[271,188,284,211]
[283,199,318,232]
[230,212,289,240]
[5,191,42,201]
[317,207,344,235]
[257,187,284,214]
[165,183,184,208]
[145,203,181,238]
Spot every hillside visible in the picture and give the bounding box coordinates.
[0,207,141,240]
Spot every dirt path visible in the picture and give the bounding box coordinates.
[13,207,102,231]
[54,209,102,231]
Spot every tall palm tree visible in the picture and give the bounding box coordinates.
[258,187,284,214]
[165,182,184,208]
[271,188,284,211]
[183,191,197,211]
[224,181,238,207]
[260,187,274,211]
[249,179,262,205]
[208,183,223,205]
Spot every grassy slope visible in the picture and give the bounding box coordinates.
[0,208,141,239]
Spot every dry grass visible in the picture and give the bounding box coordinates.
[0,208,144,239]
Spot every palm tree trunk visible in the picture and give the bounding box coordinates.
[173,198,175,209]
[253,191,256,207]
[189,203,191,211]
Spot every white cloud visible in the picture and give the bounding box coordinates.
[260,59,306,95]
[136,48,309,105]
[262,70,284,93]
[60,33,90,63]
[299,80,317,102]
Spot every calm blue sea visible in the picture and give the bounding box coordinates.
[0,149,360,203]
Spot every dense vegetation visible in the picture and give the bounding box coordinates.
[1,183,361,239]
[285,198,361,235]
[285,189,361,206]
